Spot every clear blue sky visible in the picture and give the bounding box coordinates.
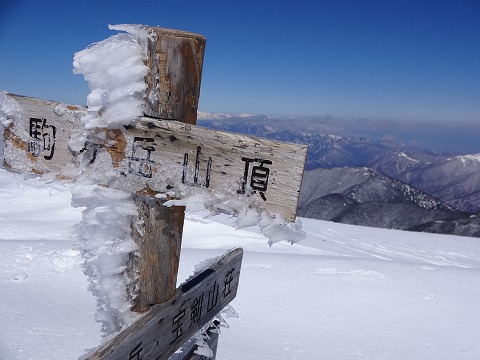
[1,0,479,123]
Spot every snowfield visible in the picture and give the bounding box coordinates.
[1,168,480,359]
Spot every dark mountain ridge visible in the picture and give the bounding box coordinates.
[298,167,465,232]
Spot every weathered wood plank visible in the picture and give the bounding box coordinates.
[107,118,307,221]
[3,95,307,220]
[85,248,243,360]
[139,26,206,123]
[129,195,186,312]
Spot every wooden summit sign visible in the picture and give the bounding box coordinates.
[1,24,307,359]
[86,248,243,360]
[2,94,307,221]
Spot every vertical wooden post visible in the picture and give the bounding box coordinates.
[128,27,206,312]
[142,26,206,123]
[129,195,186,312]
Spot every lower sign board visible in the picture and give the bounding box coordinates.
[84,248,243,360]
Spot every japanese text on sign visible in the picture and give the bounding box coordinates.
[238,157,272,201]
[28,117,56,160]
[125,138,274,202]
[127,137,156,178]
[169,267,236,345]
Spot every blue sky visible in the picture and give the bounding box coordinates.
[1,0,479,123]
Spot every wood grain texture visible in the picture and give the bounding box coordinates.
[141,26,206,124]
[129,195,186,312]
[85,248,243,360]
[111,118,307,221]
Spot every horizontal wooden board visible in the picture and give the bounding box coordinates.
[3,94,307,221]
[85,248,243,360]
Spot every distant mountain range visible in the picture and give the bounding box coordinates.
[299,167,465,231]
[198,113,480,154]
[198,116,480,238]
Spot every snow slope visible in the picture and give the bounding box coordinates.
[1,168,479,359]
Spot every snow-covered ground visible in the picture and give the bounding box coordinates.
[1,168,480,360]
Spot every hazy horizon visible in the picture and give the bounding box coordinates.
[198,112,480,155]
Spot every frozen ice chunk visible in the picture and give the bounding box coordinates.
[73,28,148,130]
[71,184,140,335]
[0,91,22,127]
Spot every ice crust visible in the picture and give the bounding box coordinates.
[0,91,38,172]
[71,24,148,160]
[73,31,147,129]
[0,90,21,127]
[69,25,150,336]
[71,183,140,335]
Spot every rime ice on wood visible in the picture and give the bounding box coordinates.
[72,24,206,129]
[110,25,206,124]
[71,184,140,335]
[69,25,214,329]
[72,27,149,131]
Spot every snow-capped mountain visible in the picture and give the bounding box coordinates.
[378,153,480,213]
[298,167,465,231]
